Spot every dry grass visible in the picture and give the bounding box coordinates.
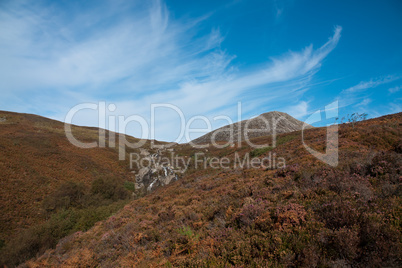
[0,110,401,267]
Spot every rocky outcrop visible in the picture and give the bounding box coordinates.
[133,111,312,193]
[191,111,313,145]
[133,149,179,195]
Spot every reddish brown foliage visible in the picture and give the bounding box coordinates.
[1,111,401,267]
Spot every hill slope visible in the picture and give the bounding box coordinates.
[0,110,173,265]
[191,111,312,144]
[23,112,402,267]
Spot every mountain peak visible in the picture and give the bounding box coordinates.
[191,111,311,145]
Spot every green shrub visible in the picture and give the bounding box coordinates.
[177,226,198,239]
[42,181,86,212]
[91,177,130,201]
[123,181,136,192]
[0,176,130,267]
[250,146,273,157]
[176,226,199,254]
[276,135,296,145]
[74,202,127,231]
[0,201,128,267]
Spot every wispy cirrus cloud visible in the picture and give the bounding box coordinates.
[335,75,401,120]
[389,85,401,94]
[283,101,309,119]
[0,0,342,141]
[355,98,372,107]
[0,0,221,94]
[338,75,401,107]
[344,75,400,93]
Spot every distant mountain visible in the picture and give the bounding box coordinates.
[191,111,312,144]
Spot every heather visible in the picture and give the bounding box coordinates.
[22,112,401,267]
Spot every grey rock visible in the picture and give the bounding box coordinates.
[191,111,313,145]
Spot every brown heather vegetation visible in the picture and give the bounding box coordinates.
[0,110,167,266]
[0,111,401,267]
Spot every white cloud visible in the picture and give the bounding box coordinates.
[0,0,342,142]
[283,101,309,119]
[344,75,399,93]
[389,85,401,94]
[333,75,401,123]
[355,98,372,107]
[388,102,402,114]
[338,75,401,109]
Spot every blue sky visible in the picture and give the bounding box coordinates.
[0,0,401,142]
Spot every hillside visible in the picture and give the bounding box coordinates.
[0,110,174,265]
[191,111,312,145]
[18,112,402,267]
